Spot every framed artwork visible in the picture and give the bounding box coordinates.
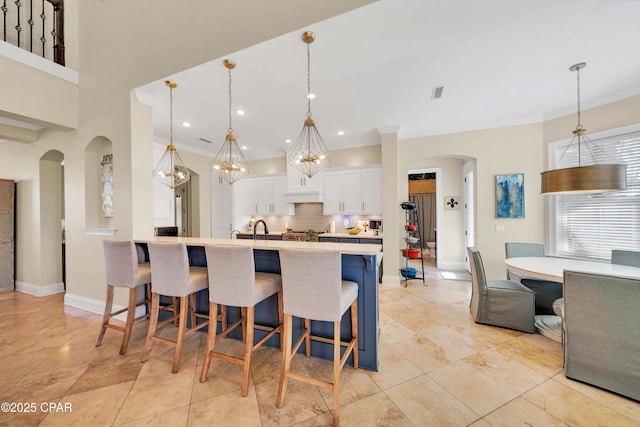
[496,173,524,218]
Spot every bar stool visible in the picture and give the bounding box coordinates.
[141,242,209,373]
[200,244,283,397]
[96,240,152,355]
[276,248,358,427]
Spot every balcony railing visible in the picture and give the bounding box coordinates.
[2,0,64,65]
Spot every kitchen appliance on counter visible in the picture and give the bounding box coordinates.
[369,220,382,232]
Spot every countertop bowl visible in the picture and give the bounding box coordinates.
[347,228,361,235]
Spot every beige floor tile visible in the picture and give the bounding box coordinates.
[39,381,134,426]
[524,379,640,426]
[189,385,262,427]
[495,333,563,377]
[378,314,417,346]
[0,365,86,404]
[339,391,413,426]
[391,335,451,373]
[366,344,422,390]
[483,396,568,426]
[418,324,488,362]
[551,373,640,423]
[255,378,329,427]
[385,374,480,426]
[0,346,58,389]
[113,366,196,424]
[115,405,189,426]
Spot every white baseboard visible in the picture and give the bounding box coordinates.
[64,292,147,320]
[381,274,401,286]
[438,261,468,271]
[15,281,65,297]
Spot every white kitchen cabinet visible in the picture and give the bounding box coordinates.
[212,174,249,238]
[244,174,293,216]
[362,167,383,214]
[323,166,382,215]
[287,162,324,191]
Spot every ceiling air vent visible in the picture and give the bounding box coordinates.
[431,85,445,100]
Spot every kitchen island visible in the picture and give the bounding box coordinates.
[135,236,382,371]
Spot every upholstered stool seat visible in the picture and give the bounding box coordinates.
[200,244,283,397]
[276,248,358,427]
[141,242,209,373]
[96,240,152,355]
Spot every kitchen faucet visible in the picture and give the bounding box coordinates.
[253,220,269,240]
[230,229,240,239]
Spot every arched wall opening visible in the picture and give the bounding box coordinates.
[39,149,65,287]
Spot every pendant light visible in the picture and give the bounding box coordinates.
[211,59,249,184]
[289,31,330,178]
[541,63,626,194]
[152,80,191,189]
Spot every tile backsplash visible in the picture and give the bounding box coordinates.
[252,203,382,233]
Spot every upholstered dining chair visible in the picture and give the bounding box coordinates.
[96,240,152,355]
[276,248,358,427]
[468,247,535,333]
[611,249,640,267]
[141,242,209,373]
[199,244,283,397]
[505,242,563,315]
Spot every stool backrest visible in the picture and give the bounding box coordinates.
[147,242,190,297]
[103,240,138,287]
[611,250,640,267]
[204,244,255,307]
[505,242,544,258]
[278,248,343,321]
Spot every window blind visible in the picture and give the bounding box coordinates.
[550,131,640,260]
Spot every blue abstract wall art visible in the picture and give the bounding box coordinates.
[496,173,524,218]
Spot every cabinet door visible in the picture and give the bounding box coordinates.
[257,178,273,214]
[323,171,343,214]
[287,155,324,191]
[243,178,258,215]
[341,169,363,213]
[271,175,292,215]
[362,167,382,214]
[211,184,232,238]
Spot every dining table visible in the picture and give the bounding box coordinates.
[504,256,640,342]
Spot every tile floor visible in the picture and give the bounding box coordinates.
[0,258,639,426]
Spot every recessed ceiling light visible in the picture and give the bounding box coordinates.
[181,121,191,127]
[306,93,316,100]
[337,130,345,136]
[241,145,248,150]
[235,109,246,116]
[285,139,292,143]
[431,85,445,100]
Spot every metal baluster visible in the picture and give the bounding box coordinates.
[39,0,45,57]
[50,0,56,61]
[2,0,8,42]
[28,0,32,53]
[14,0,20,47]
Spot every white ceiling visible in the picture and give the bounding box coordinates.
[136,0,640,161]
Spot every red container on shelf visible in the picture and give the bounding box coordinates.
[401,248,421,258]
[405,224,416,231]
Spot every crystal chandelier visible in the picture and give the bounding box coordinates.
[289,31,330,178]
[152,80,191,189]
[211,59,249,184]
[541,62,626,194]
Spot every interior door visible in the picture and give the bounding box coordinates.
[463,162,476,272]
[0,179,15,293]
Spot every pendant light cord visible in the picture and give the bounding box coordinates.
[228,65,233,133]
[169,84,174,146]
[307,41,312,118]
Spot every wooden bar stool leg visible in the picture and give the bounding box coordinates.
[241,307,255,396]
[276,314,293,407]
[199,301,218,382]
[119,287,138,355]
[351,300,358,369]
[141,292,160,362]
[277,290,284,350]
[95,285,115,347]
[304,318,311,357]
[333,320,341,427]
[189,293,197,328]
[172,296,189,373]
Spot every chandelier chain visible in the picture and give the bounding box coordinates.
[307,41,312,118]
[169,84,174,145]
[576,65,582,131]
[228,65,233,133]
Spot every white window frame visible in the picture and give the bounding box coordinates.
[547,123,640,260]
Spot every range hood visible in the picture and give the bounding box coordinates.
[282,189,323,203]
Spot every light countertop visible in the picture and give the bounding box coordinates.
[138,236,382,256]
[320,232,383,239]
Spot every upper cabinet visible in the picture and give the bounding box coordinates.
[244,174,294,216]
[287,163,324,192]
[323,166,382,215]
